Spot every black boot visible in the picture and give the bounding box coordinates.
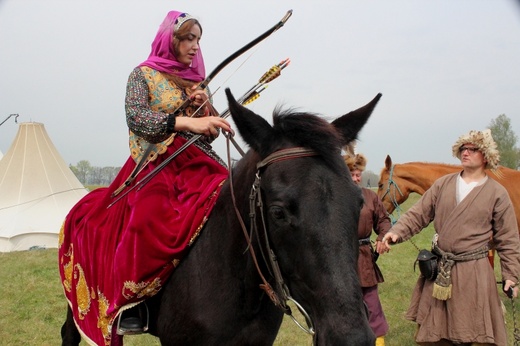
[116,303,148,335]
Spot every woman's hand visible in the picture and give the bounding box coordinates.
[190,89,207,106]
[175,116,234,138]
[190,85,209,114]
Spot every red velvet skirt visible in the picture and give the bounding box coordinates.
[58,135,228,345]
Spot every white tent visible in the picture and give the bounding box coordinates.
[0,122,88,252]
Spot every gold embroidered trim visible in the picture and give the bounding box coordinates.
[96,290,111,344]
[122,277,162,300]
[62,244,74,293]
[128,67,205,164]
[129,131,175,164]
[189,180,226,246]
[128,66,186,164]
[75,264,91,320]
[58,220,65,248]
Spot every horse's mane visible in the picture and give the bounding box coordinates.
[271,108,345,174]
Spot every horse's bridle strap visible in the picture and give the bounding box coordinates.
[382,164,404,224]
[256,147,316,170]
[226,141,316,336]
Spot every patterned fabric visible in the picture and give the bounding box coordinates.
[126,66,191,143]
[127,66,182,164]
[146,67,187,112]
[59,66,228,345]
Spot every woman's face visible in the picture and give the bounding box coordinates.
[175,22,201,66]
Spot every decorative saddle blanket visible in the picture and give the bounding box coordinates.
[58,67,228,345]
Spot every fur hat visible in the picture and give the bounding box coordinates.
[344,153,367,172]
[451,129,500,170]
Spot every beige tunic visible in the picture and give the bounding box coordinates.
[391,172,520,345]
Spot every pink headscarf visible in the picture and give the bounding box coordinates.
[139,11,205,82]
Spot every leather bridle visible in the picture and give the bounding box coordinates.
[225,139,316,338]
[380,164,404,224]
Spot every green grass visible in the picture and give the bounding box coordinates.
[0,193,516,345]
[85,185,104,192]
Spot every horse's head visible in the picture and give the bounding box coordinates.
[225,89,381,345]
[377,155,410,214]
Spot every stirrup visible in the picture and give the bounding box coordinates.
[116,303,149,336]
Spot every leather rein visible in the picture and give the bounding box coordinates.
[225,135,316,337]
[380,164,404,224]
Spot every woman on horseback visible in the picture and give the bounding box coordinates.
[59,10,232,345]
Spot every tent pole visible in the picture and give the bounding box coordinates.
[0,114,19,127]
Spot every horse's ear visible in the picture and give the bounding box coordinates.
[331,93,382,146]
[385,155,392,170]
[225,88,273,153]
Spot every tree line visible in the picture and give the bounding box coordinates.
[69,115,519,187]
[69,161,121,186]
[488,114,520,170]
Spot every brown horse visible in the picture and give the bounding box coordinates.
[377,155,520,232]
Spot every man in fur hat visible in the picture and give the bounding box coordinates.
[345,153,391,346]
[382,129,520,345]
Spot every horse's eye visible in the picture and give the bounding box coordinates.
[269,206,285,221]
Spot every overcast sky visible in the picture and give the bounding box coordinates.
[1,0,519,173]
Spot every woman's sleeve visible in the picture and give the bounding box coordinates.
[125,68,176,143]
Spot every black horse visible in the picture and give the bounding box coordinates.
[62,89,382,345]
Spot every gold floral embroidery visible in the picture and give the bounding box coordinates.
[143,66,184,112]
[122,277,162,300]
[58,220,65,248]
[189,216,207,246]
[128,66,188,164]
[129,131,175,164]
[61,244,74,292]
[96,290,111,345]
[188,180,225,246]
[75,264,91,320]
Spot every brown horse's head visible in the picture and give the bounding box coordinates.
[377,155,411,214]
